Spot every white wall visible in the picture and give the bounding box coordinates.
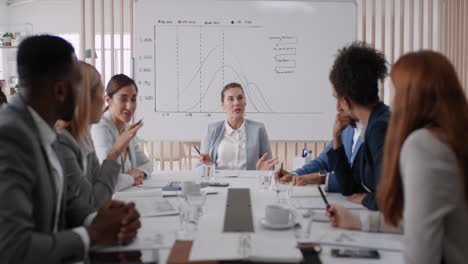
[0,0,9,28]
[7,0,80,34]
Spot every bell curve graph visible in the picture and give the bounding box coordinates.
[152,19,321,115]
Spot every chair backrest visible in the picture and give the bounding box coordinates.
[150,141,187,170]
[137,140,329,171]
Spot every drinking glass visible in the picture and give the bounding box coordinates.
[258,171,272,190]
[273,182,292,204]
[199,164,215,182]
[186,191,207,218]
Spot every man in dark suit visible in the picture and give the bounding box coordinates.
[327,42,391,211]
[0,35,140,263]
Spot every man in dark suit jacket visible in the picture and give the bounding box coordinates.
[0,35,140,263]
[327,42,391,211]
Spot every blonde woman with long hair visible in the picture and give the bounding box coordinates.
[56,62,143,208]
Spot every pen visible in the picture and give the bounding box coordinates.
[278,162,283,178]
[193,145,201,155]
[317,185,330,209]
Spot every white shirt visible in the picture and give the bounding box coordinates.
[325,124,363,191]
[28,107,94,253]
[352,121,363,154]
[216,121,247,170]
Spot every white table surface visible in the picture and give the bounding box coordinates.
[122,170,403,263]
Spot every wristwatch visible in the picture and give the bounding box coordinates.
[318,170,327,185]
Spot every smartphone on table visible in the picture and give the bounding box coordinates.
[331,248,380,259]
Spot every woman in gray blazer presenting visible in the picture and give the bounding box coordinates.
[91,74,153,190]
[199,82,278,170]
[56,62,143,208]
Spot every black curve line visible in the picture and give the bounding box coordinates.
[180,65,273,113]
[179,44,223,95]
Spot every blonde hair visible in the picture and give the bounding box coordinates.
[56,61,102,143]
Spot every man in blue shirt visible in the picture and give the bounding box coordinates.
[275,124,362,193]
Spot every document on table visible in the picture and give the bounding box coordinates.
[301,222,403,251]
[215,170,240,177]
[115,195,178,217]
[189,233,302,263]
[296,193,366,210]
[114,189,162,199]
[215,170,268,178]
[91,233,172,252]
[290,186,322,198]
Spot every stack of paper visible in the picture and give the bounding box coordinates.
[189,233,302,262]
[214,170,268,178]
[302,222,403,251]
[114,189,162,199]
[114,190,178,217]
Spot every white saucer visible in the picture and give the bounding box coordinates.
[259,217,294,230]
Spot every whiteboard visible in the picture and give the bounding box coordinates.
[133,0,357,141]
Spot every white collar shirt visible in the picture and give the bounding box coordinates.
[216,121,247,170]
[28,107,94,253]
[27,106,63,232]
[352,121,363,153]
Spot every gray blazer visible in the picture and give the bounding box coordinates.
[200,119,272,170]
[57,130,121,209]
[91,111,153,190]
[0,95,94,263]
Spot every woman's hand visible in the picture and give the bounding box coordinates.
[326,204,362,230]
[256,153,279,170]
[127,169,145,186]
[197,154,212,165]
[273,166,293,183]
[107,122,144,161]
[332,111,355,149]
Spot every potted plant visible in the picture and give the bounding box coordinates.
[2,32,14,46]
[10,84,19,96]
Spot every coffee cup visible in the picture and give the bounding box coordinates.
[181,181,200,196]
[265,204,295,226]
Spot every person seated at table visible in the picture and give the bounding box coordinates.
[0,90,7,105]
[56,62,144,209]
[274,122,363,192]
[198,82,278,170]
[91,74,153,190]
[0,34,140,263]
[326,51,468,264]
[324,42,390,210]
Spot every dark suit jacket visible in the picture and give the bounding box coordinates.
[327,102,391,210]
[0,95,95,263]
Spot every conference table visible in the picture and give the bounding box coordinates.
[104,170,403,263]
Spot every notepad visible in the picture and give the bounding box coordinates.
[290,186,323,198]
[189,233,302,262]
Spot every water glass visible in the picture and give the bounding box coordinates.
[258,171,272,190]
[199,164,215,181]
[294,209,315,241]
[274,183,292,204]
[187,191,207,217]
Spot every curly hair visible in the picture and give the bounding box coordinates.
[329,42,388,105]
